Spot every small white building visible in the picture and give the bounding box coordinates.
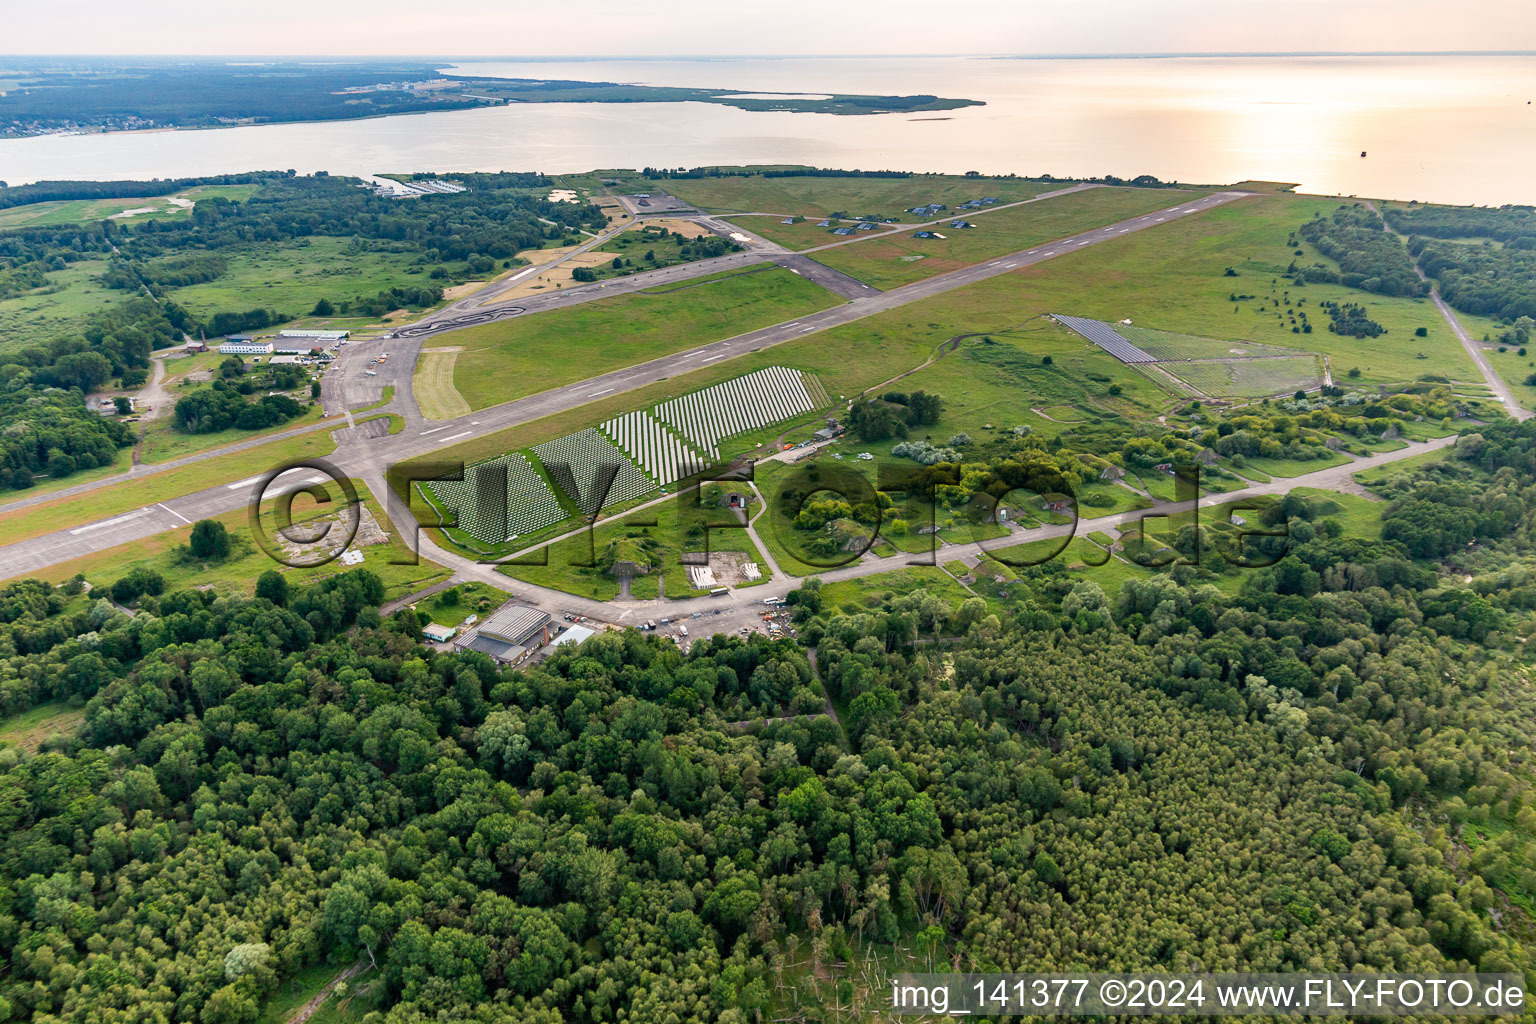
[551,625,596,648]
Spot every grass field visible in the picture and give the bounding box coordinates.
[0,258,118,353]
[164,236,429,319]
[0,184,259,230]
[416,348,471,420]
[0,700,86,753]
[137,405,331,464]
[818,566,978,615]
[663,174,1065,221]
[1163,356,1325,397]
[1241,451,1352,478]
[988,194,1480,388]
[0,428,338,549]
[811,187,1206,289]
[444,266,843,411]
[17,480,452,601]
[1116,324,1307,361]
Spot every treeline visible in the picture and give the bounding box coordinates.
[0,171,274,211]
[1384,202,1536,244]
[1409,238,1536,322]
[0,389,133,487]
[337,284,443,318]
[107,173,605,265]
[173,382,305,434]
[1295,204,1427,298]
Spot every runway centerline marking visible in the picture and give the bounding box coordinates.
[70,509,150,535]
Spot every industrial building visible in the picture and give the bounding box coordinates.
[454,603,551,665]
[219,339,274,356]
[277,329,350,341]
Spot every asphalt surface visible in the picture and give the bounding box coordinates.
[0,188,1256,584]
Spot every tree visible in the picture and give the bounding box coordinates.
[113,396,132,415]
[189,519,232,561]
[311,297,335,316]
[255,570,288,606]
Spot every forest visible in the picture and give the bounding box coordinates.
[1381,203,1536,323]
[1294,205,1427,299]
[0,412,1529,1021]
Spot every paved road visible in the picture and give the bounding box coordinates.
[1430,289,1530,421]
[0,188,1250,583]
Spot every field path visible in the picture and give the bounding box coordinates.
[285,962,366,1024]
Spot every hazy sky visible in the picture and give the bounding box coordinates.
[7,0,1535,57]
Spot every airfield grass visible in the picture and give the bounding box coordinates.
[723,217,860,252]
[583,223,736,280]
[993,194,1481,388]
[415,349,471,420]
[811,187,1207,289]
[137,404,332,464]
[445,265,842,411]
[663,174,1065,221]
[0,258,119,353]
[0,429,338,548]
[414,192,1473,499]
[13,479,451,601]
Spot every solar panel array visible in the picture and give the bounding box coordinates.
[654,366,822,458]
[1054,314,1157,364]
[601,411,709,486]
[533,428,654,515]
[429,454,563,544]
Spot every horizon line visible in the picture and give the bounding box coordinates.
[3,49,1535,61]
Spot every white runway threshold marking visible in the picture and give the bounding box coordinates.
[70,509,150,535]
[158,503,192,525]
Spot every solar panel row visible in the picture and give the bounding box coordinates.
[1053,314,1158,364]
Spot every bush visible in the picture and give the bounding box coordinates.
[109,568,165,605]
